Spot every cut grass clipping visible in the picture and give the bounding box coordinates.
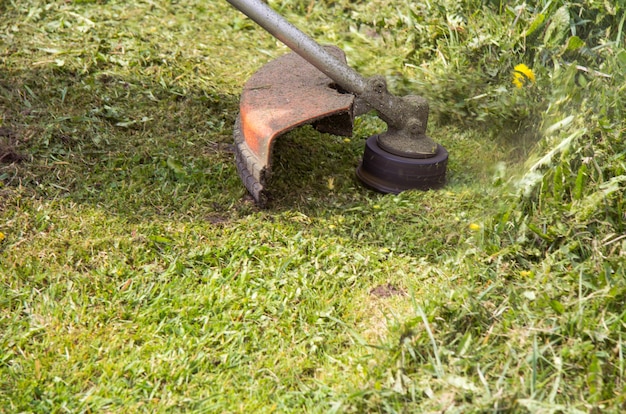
[1,0,625,412]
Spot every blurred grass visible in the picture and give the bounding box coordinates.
[1,0,625,412]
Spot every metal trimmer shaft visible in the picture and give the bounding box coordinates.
[225,0,368,95]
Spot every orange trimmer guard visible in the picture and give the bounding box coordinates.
[234,46,355,205]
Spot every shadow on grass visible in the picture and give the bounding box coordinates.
[0,62,542,222]
[0,64,251,219]
[263,126,367,209]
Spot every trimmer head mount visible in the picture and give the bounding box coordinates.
[357,137,448,194]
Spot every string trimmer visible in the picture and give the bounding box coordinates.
[226,0,448,205]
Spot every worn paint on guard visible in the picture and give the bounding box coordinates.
[235,46,355,204]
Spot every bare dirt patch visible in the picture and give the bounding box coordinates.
[0,127,25,164]
[369,283,406,298]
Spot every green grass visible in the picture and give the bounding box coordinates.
[1,0,625,412]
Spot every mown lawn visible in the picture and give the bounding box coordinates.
[1,0,625,412]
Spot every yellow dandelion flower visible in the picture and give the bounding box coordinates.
[512,63,536,88]
[0,232,5,242]
[327,177,335,190]
[515,64,535,82]
[469,223,481,231]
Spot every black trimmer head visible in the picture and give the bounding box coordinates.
[227,0,448,205]
[357,137,448,194]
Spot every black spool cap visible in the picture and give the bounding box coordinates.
[356,135,448,194]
